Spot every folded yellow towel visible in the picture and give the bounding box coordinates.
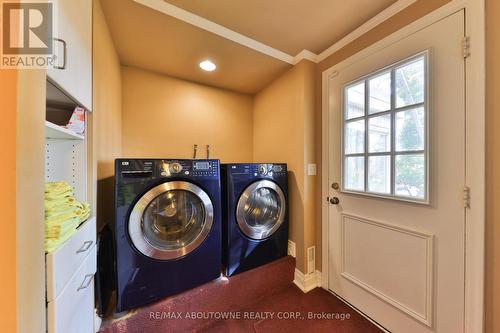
[45,226,80,252]
[45,206,90,238]
[44,196,77,210]
[45,181,73,191]
[45,203,81,217]
[45,201,85,218]
[46,204,90,226]
[44,182,91,253]
[45,190,74,201]
[45,217,81,239]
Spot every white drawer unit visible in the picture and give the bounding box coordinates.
[47,245,97,333]
[46,217,96,302]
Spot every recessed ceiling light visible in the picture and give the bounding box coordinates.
[199,60,216,72]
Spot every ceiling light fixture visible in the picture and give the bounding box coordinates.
[199,60,216,72]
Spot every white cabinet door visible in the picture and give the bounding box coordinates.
[48,0,92,110]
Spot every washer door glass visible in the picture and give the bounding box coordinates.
[129,181,214,260]
[236,180,286,240]
[143,190,204,250]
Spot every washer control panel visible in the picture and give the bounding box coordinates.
[118,160,155,179]
[191,160,218,177]
[117,159,219,179]
[160,160,219,178]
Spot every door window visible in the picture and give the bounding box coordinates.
[342,52,428,201]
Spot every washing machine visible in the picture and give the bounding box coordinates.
[221,163,288,276]
[114,159,221,312]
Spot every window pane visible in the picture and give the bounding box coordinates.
[368,155,391,194]
[395,154,425,199]
[345,119,365,154]
[396,107,425,152]
[369,114,391,153]
[369,72,391,114]
[345,157,365,191]
[345,82,365,119]
[396,58,425,108]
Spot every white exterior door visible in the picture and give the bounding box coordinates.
[326,11,466,333]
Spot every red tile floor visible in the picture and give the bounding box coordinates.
[99,257,383,333]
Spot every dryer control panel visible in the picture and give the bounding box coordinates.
[228,163,287,178]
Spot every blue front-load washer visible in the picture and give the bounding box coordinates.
[114,159,221,312]
[221,163,289,276]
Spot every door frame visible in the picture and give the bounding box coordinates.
[320,1,485,332]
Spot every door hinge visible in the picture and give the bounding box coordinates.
[462,36,470,58]
[463,186,471,208]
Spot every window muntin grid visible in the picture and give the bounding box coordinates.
[342,52,428,202]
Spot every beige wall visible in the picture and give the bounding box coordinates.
[253,60,316,273]
[485,0,499,332]
[94,0,122,180]
[93,0,123,230]
[121,66,253,162]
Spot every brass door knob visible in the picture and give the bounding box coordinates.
[329,197,340,205]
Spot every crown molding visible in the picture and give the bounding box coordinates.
[316,0,418,62]
[133,0,295,64]
[134,0,419,66]
[293,49,319,65]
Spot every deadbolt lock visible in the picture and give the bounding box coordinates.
[331,182,340,190]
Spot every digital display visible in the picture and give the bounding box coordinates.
[273,165,283,172]
[194,161,211,170]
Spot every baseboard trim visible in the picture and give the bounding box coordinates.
[293,269,321,293]
[287,240,296,258]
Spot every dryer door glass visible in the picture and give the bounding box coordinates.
[237,180,286,240]
[129,181,214,260]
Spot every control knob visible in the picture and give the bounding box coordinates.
[258,165,267,175]
[170,163,182,174]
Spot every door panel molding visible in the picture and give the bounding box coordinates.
[339,213,434,326]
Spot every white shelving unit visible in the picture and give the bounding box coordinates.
[45,121,84,141]
[45,80,88,202]
[45,78,96,333]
